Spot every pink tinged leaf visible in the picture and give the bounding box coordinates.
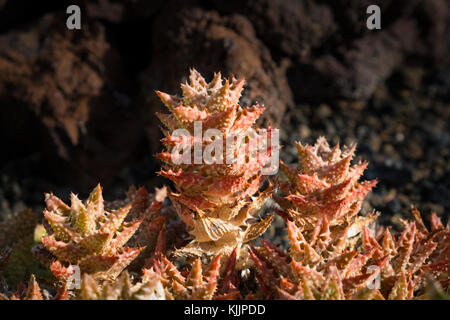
[111,219,142,250]
[260,239,292,279]
[159,169,210,192]
[344,255,387,296]
[286,194,321,215]
[286,220,304,261]
[54,284,69,300]
[393,222,416,273]
[287,193,351,220]
[249,247,278,297]
[187,258,204,290]
[153,225,166,258]
[279,160,302,188]
[277,278,304,300]
[172,279,189,299]
[322,265,345,300]
[172,105,208,123]
[205,79,230,112]
[80,247,142,279]
[144,225,166,269]
[410,206,428,234]
[331,225,351,256]
[204,254,221,299]
[50,260,75,281]
[220,247,239,294]
[296,142,323,175]
[161,134,202,148]
[319,251,358,274]
[348,160,368,179]
[78,254,119,274]
[41,235,86,262]
[229,77,245,105]
[86,184,104,219]
[343,269,379,297]
[170,193,217,211]
[232,105,265,133]
[26,275,43,300]
[45,194,71,216]
[130,186,152,214]
[203,175,249,198]
[276,287,299,300]
[387,272,409,300]
[314,179,353,202]
[171,200,195,227]
[155,90,182,111]
[202,104,237,132]
[344,248,375,278]
[287,180,375,220]
[409,240,437,274]
[135,215,165,246]
[238,174,263,200]
[295,172,330,195]
[207,72,222,91]
[291,261,324,300]
[180,83,206,107]
[153,256,185,285]
[421,259,450,278]
[310,216,330,247]
[382,227,398,257]
[254,272,274,300]
[362,226,383,261]
[43,209,81,243]
[99,204,132,236]
[430,212,444,231]
[78,232,110,254]
[317,154,352,185]
[155,151,177,166]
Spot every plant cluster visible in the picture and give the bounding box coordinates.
[0,69,448,300]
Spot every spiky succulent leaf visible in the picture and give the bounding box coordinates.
[156,69,275,258]
[39,184,143,281]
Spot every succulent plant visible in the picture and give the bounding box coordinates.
[1,68,448,301]
[39,184,143,281]
[156,68,276,258]
[275,137,377,230]
[104,185,173,270]
[248,135,449,300]
[0,274,68,300]
[249,208,449,300]
[150,249,239,300]
[79,270,165,300]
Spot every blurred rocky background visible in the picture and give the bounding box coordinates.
[0,0,448,229]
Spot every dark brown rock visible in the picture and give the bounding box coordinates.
[416,0,450,65]
[288,19,421,101]
[0,13,145,190]
[213,0,337,59]
[140,6,293,153]
[85,0,166,23]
